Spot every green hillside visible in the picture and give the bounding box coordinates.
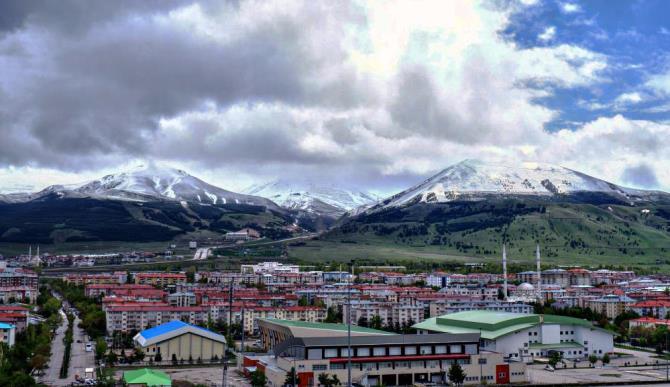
[0,194,292,244]
[289,198,670,268]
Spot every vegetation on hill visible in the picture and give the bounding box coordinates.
[309,198,670,266]
[0,196,292,244]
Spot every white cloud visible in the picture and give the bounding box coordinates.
[538,26,556,41]
[0,0,623,192]
[646,73,670,95]
[614,92,643,106]
[560,2,581,14]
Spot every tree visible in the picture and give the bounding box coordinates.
[154,352,162,362]
[172,353,178,365]
[324,306,342,323]
[106,352,118,366]
[588,354,598,367]
[548,351,563,367]
[447,363,466,386]
[251,369,267,387]
[357,316,368,327]
[318,373,340,387]
[284,367,300,387]
[134,348,145,363]
[370,315,383,330]
[29,354,48,373]
[95,337,107,360]
[602,353,610,365]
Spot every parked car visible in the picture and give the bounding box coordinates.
[544,365,555,372]
[85,343,93,352]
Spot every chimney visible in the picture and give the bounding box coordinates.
[536,244,542,304]
[502,244,508,300]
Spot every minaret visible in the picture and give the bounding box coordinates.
[536,244,542,304]
[502,244,508,300]
[28,245,32,260]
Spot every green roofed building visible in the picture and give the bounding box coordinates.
[257,318,393,351]
[412,310,613,362]
[123,368,171,387]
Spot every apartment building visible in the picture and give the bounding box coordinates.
[134,272,187,287]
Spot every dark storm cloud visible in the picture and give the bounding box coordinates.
[0,1,367,170]
[621,163,660,188]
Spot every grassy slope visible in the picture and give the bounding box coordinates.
[288,200,670,269]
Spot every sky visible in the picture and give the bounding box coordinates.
[1,0,670,195]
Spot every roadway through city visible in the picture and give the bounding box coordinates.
[40,302,96,386]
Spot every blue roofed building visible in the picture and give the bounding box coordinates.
[0,322,15,346]
[133,320,227,362]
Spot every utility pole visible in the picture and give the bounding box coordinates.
[347,260,354,387]
[223,279,233,387]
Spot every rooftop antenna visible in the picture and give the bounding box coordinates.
[502,244,508,301]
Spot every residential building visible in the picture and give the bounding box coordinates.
[134,272,187,287]
[0,322,16,346]
[586,294,635,319]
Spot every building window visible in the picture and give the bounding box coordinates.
[449,345,462,354]
[404,346,417,355]
[312,364,327,371]
[373,347,386,356]
[357,348,370,357]
[389,347,401,356]
[341,348,351,357]
[420,346,432,355]
[324,348,338,358]
[465,344,477,354]
[330,363,345,370]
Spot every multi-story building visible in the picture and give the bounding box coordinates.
[104,302,207,333]
[134,272,187,287]
[0,264,38,303]
[0,305,29,332]
[586,294,635,319]
[85,284,165,300]
[414,310,614,362]
[0,323,16,346]
[252,319,526,386]
[630,300,670,319]
[344,301,423,327]
[167,292,197,307]
[64,272,126,286]
[241,262,299,275]
[429,300,533,317]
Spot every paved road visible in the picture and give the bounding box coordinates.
[68,315,96,383]
[41,312,95,386]
[41,309,67,385]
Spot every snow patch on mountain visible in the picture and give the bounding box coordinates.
[244,179,378,216]
[380,159,655,208]
[2,164,281,210]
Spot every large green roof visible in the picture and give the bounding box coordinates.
[412,311,611,340]
[123,368,171,386]
[260,318,393,335]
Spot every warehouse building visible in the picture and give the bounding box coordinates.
[133,320,226,362]
[247,319,526,386]
[413,310,613,362]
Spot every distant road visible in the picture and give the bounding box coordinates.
[192,247,210,260]
[41,233,320,273]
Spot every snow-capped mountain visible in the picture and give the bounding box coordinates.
[2,164,280,209]
[244,179,378,216]
[378,159,659,209]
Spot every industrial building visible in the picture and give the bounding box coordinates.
[133,320,226,362]
[413,310,614,362]
[248,319,526,386]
